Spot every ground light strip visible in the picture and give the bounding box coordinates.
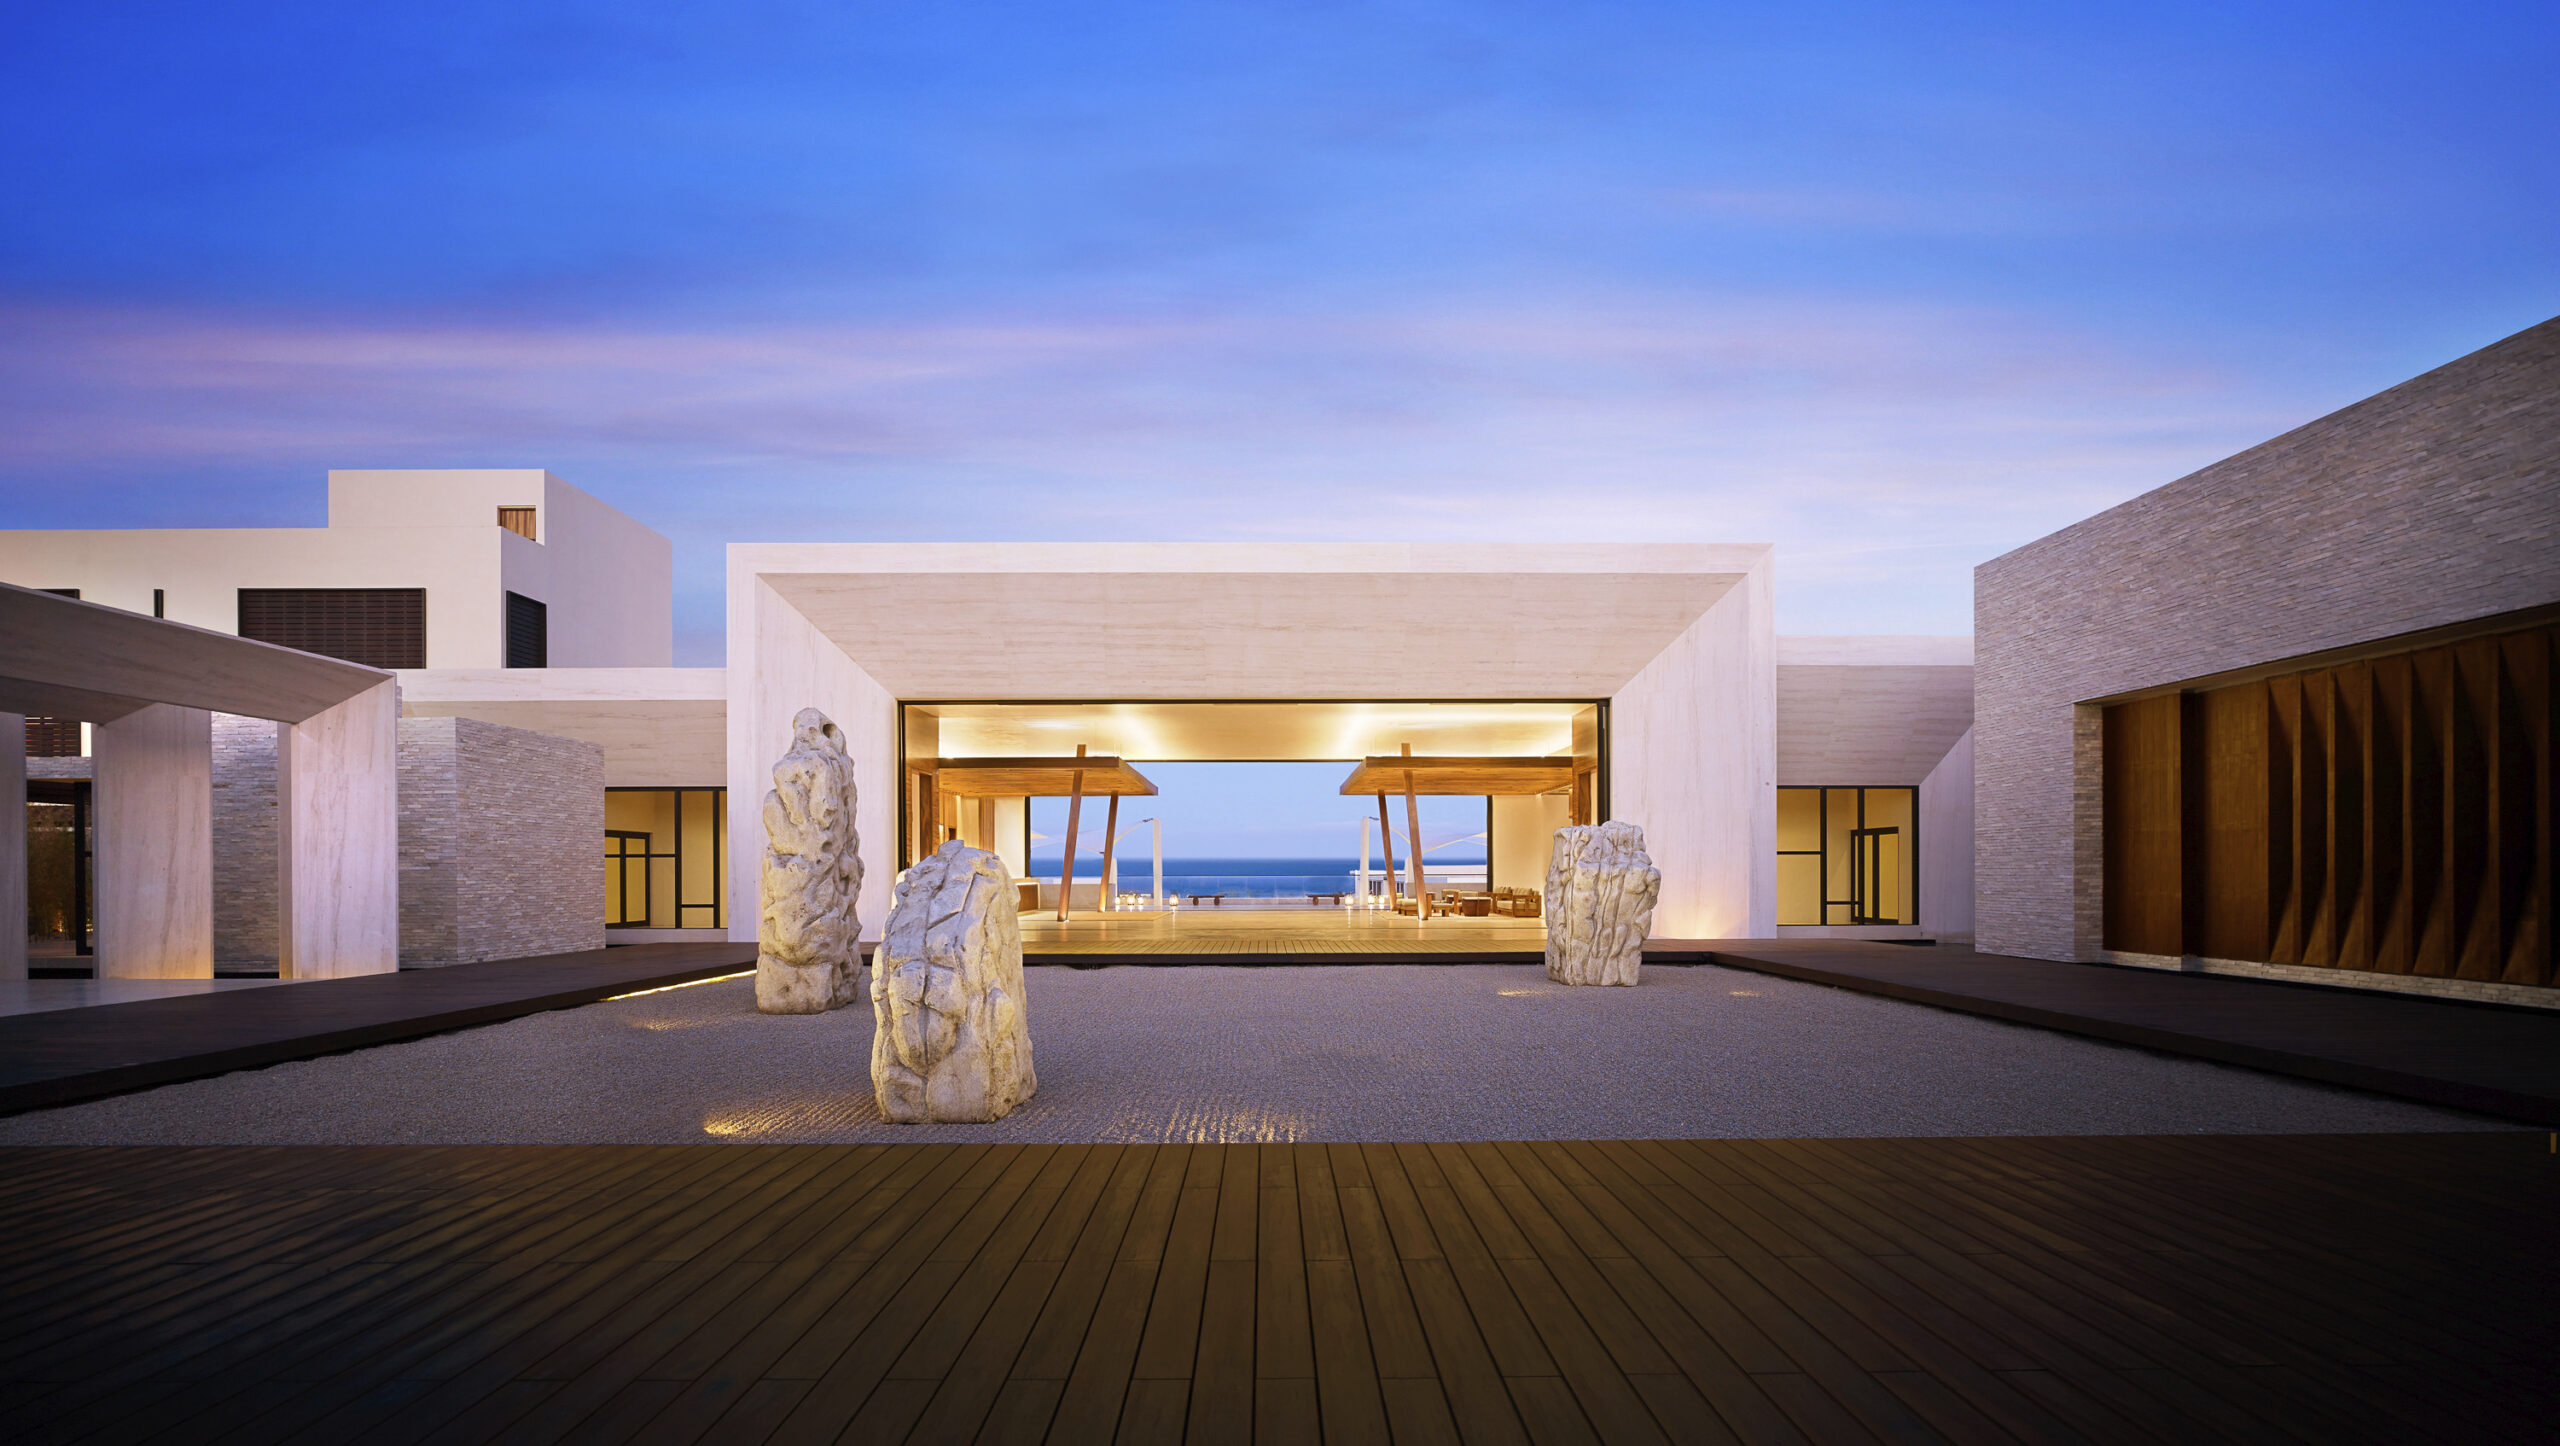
[603,970,755,1001]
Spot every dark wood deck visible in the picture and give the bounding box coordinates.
[0,943,756,1115]
[1678,940,2560,1126]
[1,1134,2549,1444]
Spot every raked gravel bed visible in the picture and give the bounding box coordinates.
[0,962,2505,1144]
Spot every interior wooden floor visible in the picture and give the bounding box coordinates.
[2,1134,2547,1444]
[1019,909,1550,958]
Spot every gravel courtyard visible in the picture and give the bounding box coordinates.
[0,962,2505,1144]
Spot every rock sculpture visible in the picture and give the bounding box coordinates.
[757,708,863,1014]
[1544,821,1661,986]
[871,841,1038,1123]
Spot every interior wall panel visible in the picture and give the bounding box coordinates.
[2103,615,2554,990]
[2101,694,2182,956]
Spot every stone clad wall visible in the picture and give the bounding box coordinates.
[1974,316,2560,963]
[210,713,280,972]
[399,715,604,967]
[397,719,462,967]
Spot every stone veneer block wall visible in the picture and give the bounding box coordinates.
[1975,316,2560,964]
[211,713,279,971]
[399,715,604,968]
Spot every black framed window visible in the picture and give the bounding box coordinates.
[238,588,426,668]
[603,788,726,928]
[607,831,651,927]
[504,592,547,668]
[1777,786,1917,925]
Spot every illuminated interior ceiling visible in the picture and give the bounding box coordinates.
[913,700,1591,762]
[925,756,1157,797]
[1338,756,1577,795]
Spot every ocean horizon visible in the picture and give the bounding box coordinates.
[1022,855,1490,898]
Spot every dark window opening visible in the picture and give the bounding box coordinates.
[238,588,426,669]
[28,779,93,959]
[498,506,537,540]
[24,718,83,758]
[505,591,548,668]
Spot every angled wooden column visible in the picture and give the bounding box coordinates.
[2332,663,2372,971]
[2451,638,2498,980]
[2409,648,2454,975]
[1374,794,1399,909]
[94,703,213,979]
[1056,744,1086,922]
[278,679,399,979]
[0,713,22,982]
[2492,630,2549,986]
[1402,744,1428,920]
[1098,795,1120,912]
[2368,656,2413,974]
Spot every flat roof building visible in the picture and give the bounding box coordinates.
[1976,315,2558,1005]
[18,314,2546,1002]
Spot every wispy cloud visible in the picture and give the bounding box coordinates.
[0,290,2346,651]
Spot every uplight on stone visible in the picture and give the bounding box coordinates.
[1543,821,1660,987]
[756,708,863,1014]
[871,840,1038,1123]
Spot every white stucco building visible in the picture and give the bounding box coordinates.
[3,472,1978,976]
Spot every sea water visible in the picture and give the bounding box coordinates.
[1023,856,1488,901]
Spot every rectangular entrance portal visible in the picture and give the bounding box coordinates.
[896,699,1605,960]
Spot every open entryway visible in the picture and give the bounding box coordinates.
[899,699,1603,959]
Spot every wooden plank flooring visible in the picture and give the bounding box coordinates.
[2,1134,2550,1444]
[1691,939,2560,1125]
[0,943,756,1115]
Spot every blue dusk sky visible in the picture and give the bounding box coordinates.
[3,0,2555,675]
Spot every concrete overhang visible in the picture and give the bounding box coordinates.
[0,582,390,724]
[736,542,1765,699]
[398,667,726,787]
[1776,634,1975,785]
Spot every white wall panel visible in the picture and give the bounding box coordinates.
[94,703,213,978]
[727,569,897,944]
[278,679,400,978]
[1607,553,1776,939]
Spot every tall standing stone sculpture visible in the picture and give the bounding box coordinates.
[872,840,1037,1123]
[1544,821,1660,986]
[757,708,863,1014]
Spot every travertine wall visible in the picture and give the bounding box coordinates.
[399,715,604,967]
[210,713,278,971]
[1774,636,1973,786]
[1917,726,1974,942]
[1976,316,2560,963]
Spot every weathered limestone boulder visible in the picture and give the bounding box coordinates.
[1544,822,1660,986]
[757,708,863,1014]
[871,841,1037,1123]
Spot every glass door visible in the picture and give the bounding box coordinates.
[1848,826,1901,924]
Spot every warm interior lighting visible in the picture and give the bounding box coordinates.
[603,969,754,1002]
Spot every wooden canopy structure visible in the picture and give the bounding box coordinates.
[912,752,1158,922]
[922,756,1158,798]
[1337,750,1580,918]
[1337,755,1574,797]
